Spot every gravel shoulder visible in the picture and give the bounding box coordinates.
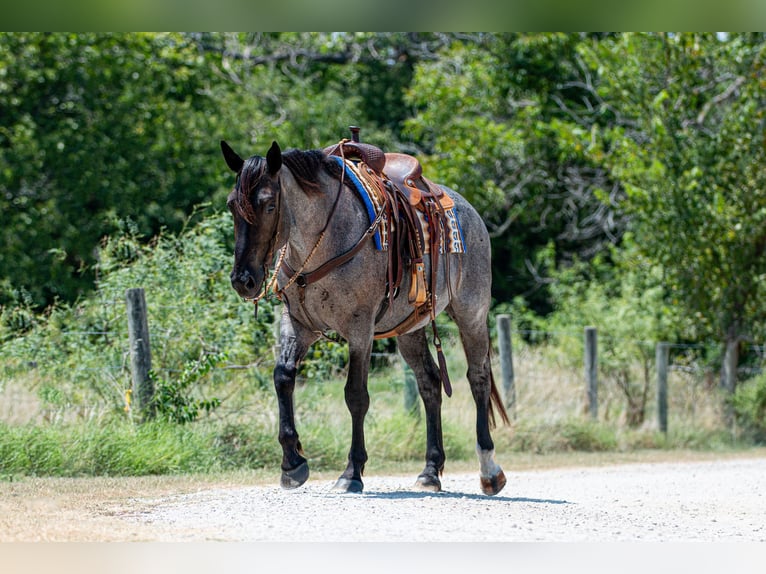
[132,456,766,542]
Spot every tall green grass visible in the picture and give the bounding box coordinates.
[0,421,215,477]
[0,375,748,479]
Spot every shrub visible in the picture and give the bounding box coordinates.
[0,209,277,418]
[151,352,226,424]
[731,374,766,443]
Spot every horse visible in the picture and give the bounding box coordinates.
[221,137,509,495]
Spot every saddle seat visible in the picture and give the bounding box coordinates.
[383,153,454,210]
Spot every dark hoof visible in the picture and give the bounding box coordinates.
[480,469,506,496]
[280,461,310,489]
[332,477,364,493]
[414,474,442,492]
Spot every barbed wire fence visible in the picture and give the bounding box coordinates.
[0,287,281,425]
[3,288,762,430]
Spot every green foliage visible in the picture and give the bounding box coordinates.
[582,33,766,352]
[507,418,619,453]
[300,339,347,380]
[533,241,681,426]
[0,32,227,306]
[0,208,276,416]
[205,32,401,159]
[151,352,226,424]
[731,374,766,442]
[405,33,624,313]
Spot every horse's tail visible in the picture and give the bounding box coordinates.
[487,345,511,429]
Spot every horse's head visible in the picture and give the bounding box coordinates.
[221,140,284,301]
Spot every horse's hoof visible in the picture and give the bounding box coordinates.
[280,461,310,489]
[480,469,506,496]
[332,477,364,493]
[414,474,442,492]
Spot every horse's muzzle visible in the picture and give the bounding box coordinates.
[230,268,262,300]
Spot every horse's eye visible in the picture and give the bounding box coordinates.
[265,203,276,214]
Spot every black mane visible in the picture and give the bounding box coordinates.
[282,149,344,194]
[234,149,344,222]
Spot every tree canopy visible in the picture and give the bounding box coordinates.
[0,33,224,305]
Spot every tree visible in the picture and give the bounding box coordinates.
[583,33,766,393]
[0,33,224,306]
[199,32,467,150]
[403,33,626,313]
[0,32,447,307]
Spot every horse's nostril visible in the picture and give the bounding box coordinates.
[231,271,256,292]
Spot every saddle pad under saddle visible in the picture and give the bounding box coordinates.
[332,156,466,254]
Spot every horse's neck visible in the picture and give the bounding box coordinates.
[280,167,367,262]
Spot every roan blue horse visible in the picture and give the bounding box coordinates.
[221,132,509,495]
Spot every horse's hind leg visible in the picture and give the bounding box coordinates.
[450,307,507,496]
[398,328,445,492]
[275,308,317,489]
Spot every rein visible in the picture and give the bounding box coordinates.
[280,203,384,289]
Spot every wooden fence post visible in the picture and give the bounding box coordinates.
[721,337,739,394]
[584,326,598,420]
[656,342,669,433]
[126,288,155,420]
[496,314,516,416]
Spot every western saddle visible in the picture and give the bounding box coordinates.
[322,127,455,395]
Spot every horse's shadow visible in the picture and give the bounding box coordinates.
[351,490,570,505]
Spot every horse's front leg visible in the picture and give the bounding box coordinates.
[275,308,317,489]
[332,336,373,493]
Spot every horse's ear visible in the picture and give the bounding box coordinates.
[266,141,282,175]
[221,140,244,173]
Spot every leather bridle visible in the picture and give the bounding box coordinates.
[250,145,384,327]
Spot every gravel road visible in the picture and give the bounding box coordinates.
[133,456,766,542]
